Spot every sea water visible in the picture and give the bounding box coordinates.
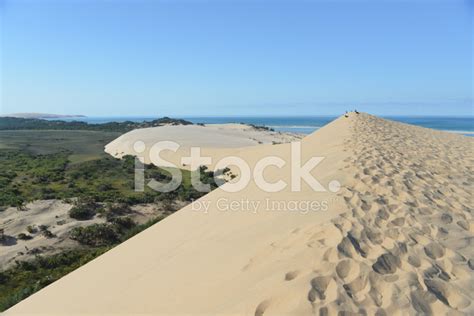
[49,116,474,136]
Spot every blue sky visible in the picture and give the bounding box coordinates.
[1,0,472,117]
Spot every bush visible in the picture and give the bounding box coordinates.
[109,216,136,230]
[69,198,102,220]
[0,271,8,283]
[42,230,56,239]
[25,225,36,234]
[105,203,131,221]
[119,216,165,241]
[17,233,33,241]
[69,206,96,220]
[70,224,120,247]
[38,225,56,239]
[97,182,113,191]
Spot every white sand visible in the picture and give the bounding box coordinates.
[105,123,303,166]
[7,114,474,315]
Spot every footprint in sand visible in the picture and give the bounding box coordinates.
[410,289,437,314]
[308,276,337,302]
[456,220,469,231]
[336,259,360,283]
[322,247,340,263]
[424,242,445,260]
[343,274,370,302]
[440,213,453,224]
[407,255,422,268]
[424,278,471,309]
[254,299,272,316]
[390,217,405,226]
[284,270,300,281]
[372,253,401,275]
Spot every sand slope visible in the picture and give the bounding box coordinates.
[7,114,474,315]
[104,123,303,165]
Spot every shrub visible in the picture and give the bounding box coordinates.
[26,225,38,234]
[42,229,56,239]
[109,216,136,230]
[0,271,8,283]
[97,182,113,191]
[70,224,120,247]
[69,198,102,220]
[69,205,96,220]
[119,216,165,241]
[17,233,33,241]
[38,225,56,238]
[105,203,131,221]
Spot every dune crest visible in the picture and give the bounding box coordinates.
[308,114,474,315]
[7,114,474,315]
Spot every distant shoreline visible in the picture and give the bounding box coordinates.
[1,114,472,136]
[46,115,474,136]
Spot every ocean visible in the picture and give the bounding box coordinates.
[49,116,474,136]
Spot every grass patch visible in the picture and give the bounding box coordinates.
[0,130,120,158]
[0,150,216,208]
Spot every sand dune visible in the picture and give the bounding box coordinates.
[105,123,303,167]
[7,114,474,315]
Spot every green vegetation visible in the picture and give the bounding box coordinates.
[0,129,121,162]
[39,225,56,239]
[69,205,139,247]
[0,247,109,311]
[16,233,33,241]
[70,224,120,246]
[0,121,220,311]
[26,225,38,234]
[104,203,132,220]
[0,150,213,208]
[68,198,103,220]
[0,216,165,311]
[69,213,156,247]
[240,122,275,132]
[0,116,193,132]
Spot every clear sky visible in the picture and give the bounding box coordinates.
[1,0,472,117]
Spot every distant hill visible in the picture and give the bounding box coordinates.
[0,116,193,132]
[0,113,86,119]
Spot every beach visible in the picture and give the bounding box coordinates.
[7,113,474,315]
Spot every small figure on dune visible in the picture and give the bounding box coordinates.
[355,109,360,114]
[344,111,349,118]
